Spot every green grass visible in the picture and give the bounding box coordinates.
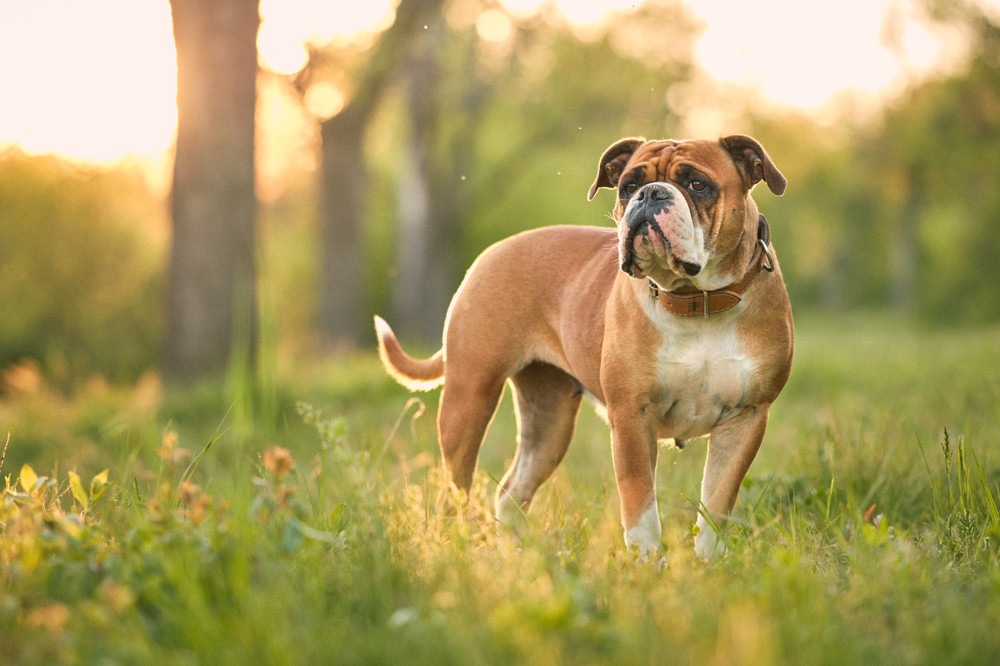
[2,314,1000,664]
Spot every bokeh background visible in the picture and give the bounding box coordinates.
[2,0,999,387]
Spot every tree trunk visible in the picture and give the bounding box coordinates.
[394,41,442,344]
[391,19,479,345]
[165,0,259,383]
[310,0,445,349]
[317,107,367,349]
[889,193,920,314]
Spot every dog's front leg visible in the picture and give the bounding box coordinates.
[609,409,661,558]
[695,406,770,559]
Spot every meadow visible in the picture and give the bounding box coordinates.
[2,313,999,664]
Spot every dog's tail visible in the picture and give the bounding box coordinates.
[373,316,445,391]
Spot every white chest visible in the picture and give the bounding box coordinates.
[649,311,754,441]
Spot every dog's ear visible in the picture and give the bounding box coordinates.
[720,135,787,196]
[588,138,645,201]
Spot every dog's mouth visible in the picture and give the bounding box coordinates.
[620,218,702,278]
[619,220,650,277]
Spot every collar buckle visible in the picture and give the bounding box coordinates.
[759,238,776,273]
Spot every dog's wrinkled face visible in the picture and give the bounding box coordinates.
[588,136,786,289]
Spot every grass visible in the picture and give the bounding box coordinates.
[1,313,1000,664]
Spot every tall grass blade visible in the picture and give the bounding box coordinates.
[0,431,9,479]
[180,406,232,485]
[970,447,1000,527]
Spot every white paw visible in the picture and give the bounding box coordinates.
[624,503,663,562]
[494,493,528,533]
[693,516,727,561]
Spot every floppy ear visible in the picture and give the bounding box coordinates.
[720,135,787,196]
[587,138,645,201]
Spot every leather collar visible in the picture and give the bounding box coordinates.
[648,214,774,317]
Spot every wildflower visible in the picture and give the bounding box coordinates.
[159,430,191,467]
[186,494,212,526]
[263,446,295,480]
[178,480,201,506]
[161,429,178,454]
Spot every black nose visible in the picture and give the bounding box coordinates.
[680,261,701,276]
[628,183,675,234]
[635,183,673,204]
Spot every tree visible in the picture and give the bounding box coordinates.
[300,0,446,349]
[164,0,260,383]
[392,16,484,343]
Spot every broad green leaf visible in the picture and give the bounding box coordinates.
[19,464,37,492]
[90,469,110,503]
[330,503,347,532]
[68,470,89,508]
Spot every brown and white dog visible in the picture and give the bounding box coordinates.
[375,135,793,561]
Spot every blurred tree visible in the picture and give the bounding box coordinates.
[298,0,446,349]
[749,1,1000,323]
[868,11,1000,322]
[165,0,260,383]
[392,13,484,343]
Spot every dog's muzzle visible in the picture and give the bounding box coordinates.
[621,183,702,277]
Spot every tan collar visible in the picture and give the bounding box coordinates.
[648,214,774,317]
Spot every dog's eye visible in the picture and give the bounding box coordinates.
[688,180,709,193]
[623,182,639,196]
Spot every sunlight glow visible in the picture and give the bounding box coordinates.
[552,0,639,25]
[688,0,972,112]
[303,82,346,120]
[258,0,395,74]
[0,0,177,162]
[695,3,894,107]
[476,9,515,43]
[0,0,989,164]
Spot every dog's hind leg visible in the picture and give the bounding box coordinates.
[495,362,583,530]
[437,374,506,495]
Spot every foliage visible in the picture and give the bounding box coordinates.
[1,316,1000,663]
[0,149,165,383]
[748,16,1000,323]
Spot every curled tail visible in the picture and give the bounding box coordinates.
[373,316,444,391]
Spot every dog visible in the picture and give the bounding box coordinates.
[375,135,793,561]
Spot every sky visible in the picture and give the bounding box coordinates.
[0,0,991,163]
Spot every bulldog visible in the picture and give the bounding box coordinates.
[375,135,793,561]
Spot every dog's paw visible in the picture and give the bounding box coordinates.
[493,520,523,556]
[624,519,668,570]
[692,522,727,561]
[495,493,529,531]
[624,504,662,554]
[631,546,670,571]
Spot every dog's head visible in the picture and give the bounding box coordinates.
[588,136,785,290]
